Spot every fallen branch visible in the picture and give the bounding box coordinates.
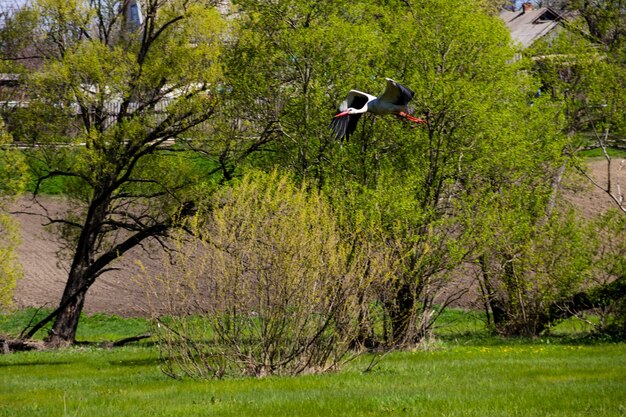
[1,338,46,354]
[99,333,152,349]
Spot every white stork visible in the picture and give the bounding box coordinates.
[330,78,425,141]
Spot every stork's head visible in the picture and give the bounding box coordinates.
[334,108,358,118]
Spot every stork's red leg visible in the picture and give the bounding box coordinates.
[399,112,426,124]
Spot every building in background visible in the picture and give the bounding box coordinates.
[500,2,566,49]
[1,0,143,28]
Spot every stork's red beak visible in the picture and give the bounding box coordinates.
[334,110,350,118]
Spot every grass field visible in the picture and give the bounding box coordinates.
[1,309,625,417]
[1,343,624,417]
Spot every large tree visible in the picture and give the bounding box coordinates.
[224,0,582,344]
[5,0,251,346]
[0,11,29,309]
[346,0,558,342]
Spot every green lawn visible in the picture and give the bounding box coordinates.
[1,343,624,417]
[578,147,626,159]
[1,310,625,417]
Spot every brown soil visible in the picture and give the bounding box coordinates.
[10,197,163,317]
[9,158,624,317]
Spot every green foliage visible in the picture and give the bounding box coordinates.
[0,211,21,310]
[517,3,626,337]
[223,0,392,182]
[13,0,226,200]
[569,0,626,51]
[3,0,622,345]
[220,0,598,342]
[146,170,380,378]
[587,210,626,335]
[2,0,237,344]
[332,0,568,342]
[0,121,26,311]
[531,24,626,145]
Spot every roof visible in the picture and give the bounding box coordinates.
[500,7,564,48]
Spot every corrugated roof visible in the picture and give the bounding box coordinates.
[500,7,562,48]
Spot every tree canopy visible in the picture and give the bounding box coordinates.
[0,0,624,349]
[4,0,235,345]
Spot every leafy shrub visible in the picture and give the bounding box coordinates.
[145,170,376,378]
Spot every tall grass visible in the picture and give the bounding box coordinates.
[1,309,625,416]
[1,342,624,416]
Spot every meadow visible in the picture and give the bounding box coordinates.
[1,309,625,417]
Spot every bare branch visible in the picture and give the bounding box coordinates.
[32,170,91,196]
[576,121,626,213]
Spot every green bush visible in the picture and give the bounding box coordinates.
[144,170,379,378]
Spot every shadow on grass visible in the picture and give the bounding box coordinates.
[435,329,625,347]
[0,360,72,368]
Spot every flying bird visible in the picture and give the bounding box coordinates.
[330,78,425,141]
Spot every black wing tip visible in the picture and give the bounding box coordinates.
[386,77,415,104]
[330,113,361,142]
[397,83,415,104]
[330,114,348,141]
[330,113,359,142]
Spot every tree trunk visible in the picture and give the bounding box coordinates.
[478,255,508,328]
[388,282,415,345]
[22,189,173,346]
[45,267,91,347]
[43,198,107,347]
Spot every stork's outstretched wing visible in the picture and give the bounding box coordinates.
[330,91,370,141]
[379,78,414,106]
